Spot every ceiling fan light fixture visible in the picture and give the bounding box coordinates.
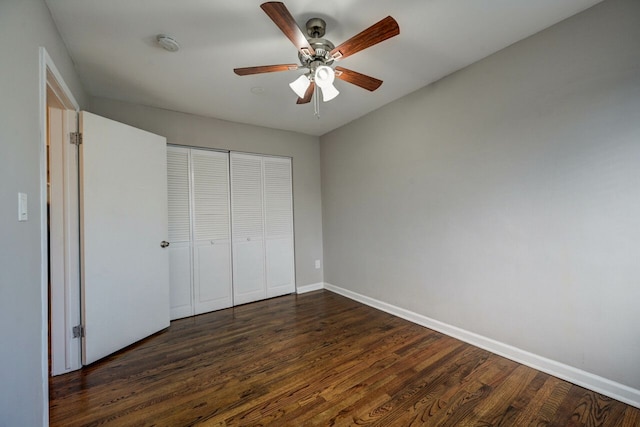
[315,66,339,102]
[289,74,311,98]
[233,3,400,110]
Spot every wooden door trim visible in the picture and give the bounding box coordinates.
[39,46,81,426]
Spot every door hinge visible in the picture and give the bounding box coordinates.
[72,325,85,339]
[69,132,82,145]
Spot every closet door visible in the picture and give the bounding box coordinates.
[167,146,193,319]
[231,153,266,305]
[191,150,232,314]
[263,157,295,297]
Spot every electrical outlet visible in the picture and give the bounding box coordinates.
[315,259,321,269]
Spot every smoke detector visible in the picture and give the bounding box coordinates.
[156,35,180,52]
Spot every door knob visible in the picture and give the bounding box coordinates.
[160,241,170,248]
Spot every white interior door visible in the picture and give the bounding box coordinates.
[167,146,194,320]
[191,150,232,314]
[79,111,170,365]
[263,156,295,297]
[231,153,266,305]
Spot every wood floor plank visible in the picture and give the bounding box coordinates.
[510,375,568,426]
[49,290,639,426]
[553,385,628,427]
[468,364,540,425]
[621,406,640,426]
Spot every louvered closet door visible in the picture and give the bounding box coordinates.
[191,150,233,314]
[231,153,266,305]
[167,146,193,320]
[263,156,295,297]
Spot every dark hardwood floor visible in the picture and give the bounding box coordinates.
[49,290,640,426]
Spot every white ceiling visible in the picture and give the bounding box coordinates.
[45,0,603,136]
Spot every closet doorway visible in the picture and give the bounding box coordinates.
[167,148,295,319]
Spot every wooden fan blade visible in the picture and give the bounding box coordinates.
[334,67,383,91]
[234,64,299,76]
[261,2,316,56]
[330,16,399,61]
[297,82,315,104]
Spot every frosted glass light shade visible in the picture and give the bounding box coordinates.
[314,66,339,102]
[319,84,339,102]
[289,74,311,98]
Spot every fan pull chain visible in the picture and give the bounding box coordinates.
[314,84,321,119]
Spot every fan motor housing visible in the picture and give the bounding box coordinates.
[299,37,335,67]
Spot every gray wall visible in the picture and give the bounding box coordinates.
[0,1,87,426]
[321,0,640,392]
[90,97,324,288]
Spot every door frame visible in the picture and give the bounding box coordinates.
[48,89,81,376]
[39,47,80,424]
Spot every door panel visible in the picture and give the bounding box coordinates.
[194,240,232,313]
[266,237,295,297]
[80,111,169,365]
[169,241,193,320]
[167,147,193,320]
[232,239,266,305]
[231,153,266,305]
[263,156,295,296]
[192,150,232,313]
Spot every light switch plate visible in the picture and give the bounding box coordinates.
[18,192,28,221]
[315,259,321,269]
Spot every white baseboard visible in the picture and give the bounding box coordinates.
[296,282,326,294]
[323,282,640,409]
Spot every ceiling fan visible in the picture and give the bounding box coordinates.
[234,2,400,108]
